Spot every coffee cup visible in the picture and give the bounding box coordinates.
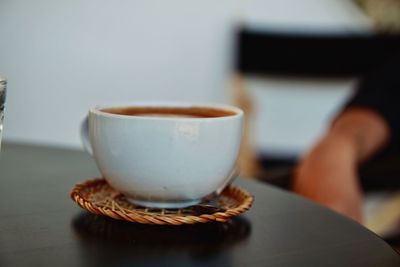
[81,102,243,208]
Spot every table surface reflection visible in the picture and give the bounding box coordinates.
[0,143,399,267]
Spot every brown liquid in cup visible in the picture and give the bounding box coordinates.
[101,106,237,118]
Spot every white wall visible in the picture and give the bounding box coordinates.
[0,0,371,154]
[248,77,356,157]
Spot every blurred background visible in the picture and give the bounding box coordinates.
[0,0,371,153]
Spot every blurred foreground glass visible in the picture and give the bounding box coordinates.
[0,77,6,150]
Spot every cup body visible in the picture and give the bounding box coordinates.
[87,103,243,208]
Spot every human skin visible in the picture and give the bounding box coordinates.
[293,108,390,222]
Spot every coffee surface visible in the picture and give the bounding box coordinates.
[101,106,237,118]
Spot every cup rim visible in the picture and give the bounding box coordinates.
[89,102,243,120]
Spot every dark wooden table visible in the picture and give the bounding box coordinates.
[1,143,399,267]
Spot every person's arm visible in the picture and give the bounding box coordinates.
[293,52,400,222]
[293,107,390,222]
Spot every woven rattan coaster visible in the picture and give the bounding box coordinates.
[71,178,254,225]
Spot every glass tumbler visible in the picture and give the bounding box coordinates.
[0,77,6,150]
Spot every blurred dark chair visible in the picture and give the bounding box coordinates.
[232,26,400,191]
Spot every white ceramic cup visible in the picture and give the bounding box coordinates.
[81,103,243,208]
